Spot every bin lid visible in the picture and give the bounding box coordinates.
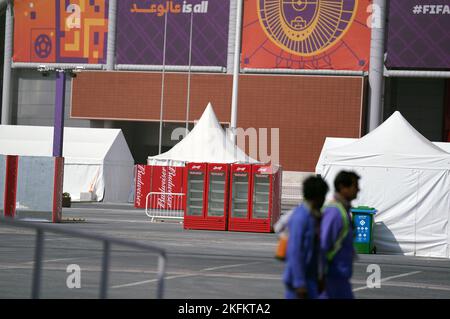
[351,206,377,214]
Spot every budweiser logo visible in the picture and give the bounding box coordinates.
[191,165,201,170]
[157,166,177,209]
[258,167,269,173]
[236,167,246,172]
[135,165,146,207]
[212,166,223,170]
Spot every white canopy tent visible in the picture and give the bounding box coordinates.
[317,139,450,171]
[148,103,258,165]
[316,112,450,258]
[0,125,134,202]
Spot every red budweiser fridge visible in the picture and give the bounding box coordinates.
[204,163,230,230]
[183,163,208,229]
[228,163,253,232]
[250,164,282,233]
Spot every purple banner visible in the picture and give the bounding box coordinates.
[386,1,450,70]
[116,0,230,66]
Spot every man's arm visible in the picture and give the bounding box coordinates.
[274,209,293,234]
[287,213,308,292]
[320,207,343,265]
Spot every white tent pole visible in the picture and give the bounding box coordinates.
[158,13,168,155]
[230,0,243,145]
[185,12,194,135]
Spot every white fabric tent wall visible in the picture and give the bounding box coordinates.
[148,103,258,165]
[0,125,134,202]
[102,132,135,202]
[316,112,450,258]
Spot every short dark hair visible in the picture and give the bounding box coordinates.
[303,176,329,200]
[334,171,360,192]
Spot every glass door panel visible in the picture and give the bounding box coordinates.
[252,174,270,219]
[231,174,249,218]
[187,173,204,216]
[208,173,225,217]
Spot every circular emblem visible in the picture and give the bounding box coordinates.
[34,34,52,59]
[258,0,358,56]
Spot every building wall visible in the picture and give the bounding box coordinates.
[384,78,447,142]
[12,69,90,128]
[71,72,365,171]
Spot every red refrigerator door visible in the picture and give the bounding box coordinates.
[228,164,252,231]
[205,163,229,230]
[184,163,207,229]
[250,165,273,233]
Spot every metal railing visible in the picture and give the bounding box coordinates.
[281,182,303,203]
[145,192,185,222]
[0,217,167,299]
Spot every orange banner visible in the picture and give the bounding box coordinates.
[242,0,372,71]
[13,0,108,64]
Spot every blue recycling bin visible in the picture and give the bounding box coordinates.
[351,206,377,254]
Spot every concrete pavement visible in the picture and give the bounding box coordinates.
[0,203,449,299]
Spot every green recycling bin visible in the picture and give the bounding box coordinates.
[351,206,377,254]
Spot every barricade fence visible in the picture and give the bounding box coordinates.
[281,182,303,204]
[0,217,167,299]
[145,192,185,222]
[143,185,300,221]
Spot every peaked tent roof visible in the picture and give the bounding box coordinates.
[316,137,450,174]
[148,103,258,165]
[319,111,450,170]
[0,125,134,165]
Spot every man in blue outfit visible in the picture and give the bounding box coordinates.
[320,171,360,299]
[283,176,329,299]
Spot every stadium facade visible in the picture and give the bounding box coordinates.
[1,0,449,172]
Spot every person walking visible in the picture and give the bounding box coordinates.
[283,176,329,299]
[320,171,360,299]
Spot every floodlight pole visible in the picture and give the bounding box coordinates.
[158,13,168,155]
[230,0,243,145]
[185,12,194,135]
[53,70,66,157]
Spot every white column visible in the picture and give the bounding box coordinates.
[106,0,117,71]
[368,0,387,131]
[1,1,13,124]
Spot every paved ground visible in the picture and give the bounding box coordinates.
[1,202,450,299]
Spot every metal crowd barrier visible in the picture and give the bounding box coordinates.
[145,192,185,222]
[281,182,303,203]
[0,217,167,299]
